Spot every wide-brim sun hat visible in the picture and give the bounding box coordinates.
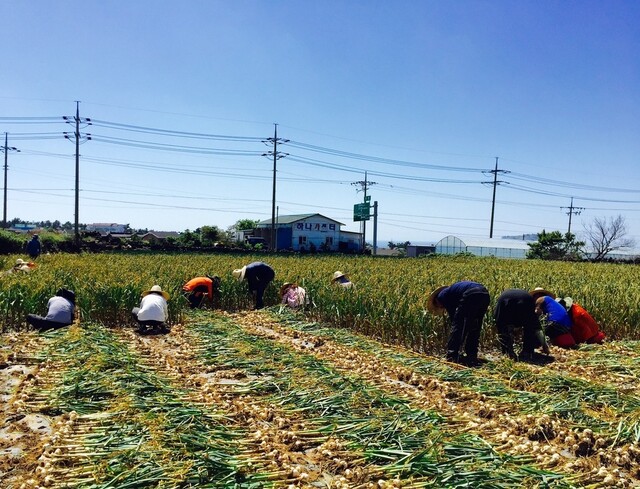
[142,285,170,300]
[279,282,292,297]
[529,287,556,299]
[232,266,247,282]
[427,285,448,315]
[332,271,347,282]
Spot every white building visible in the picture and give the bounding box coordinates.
[435,235,532,259]
[256,213,361,252]
[86,223,127,234]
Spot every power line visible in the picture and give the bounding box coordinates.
[90,119,263,142]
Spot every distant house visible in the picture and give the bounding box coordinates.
[87,223,127,234]
[140,231,180,244]
[9,223,38,234]
[406,245,437,257]
[99,233,132,243]
[255,213,361,252]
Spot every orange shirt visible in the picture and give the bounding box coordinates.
[569,303,601,343]
[183,277,213,298]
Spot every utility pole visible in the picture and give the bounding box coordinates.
[483,157,509,238]
[561,197,584,234]
[63,101,91,249]
[2,133,19,229]
[262,124,288,252]
[351,171,376,252]
[372,200,378,256]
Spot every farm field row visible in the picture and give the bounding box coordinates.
[2,309,640,488]
[1,253,639,348]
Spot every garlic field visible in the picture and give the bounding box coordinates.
[1,253,640,488]
[2,309,640,488]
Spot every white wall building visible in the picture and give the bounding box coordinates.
[256,213,361,252]
[86,223,127,234]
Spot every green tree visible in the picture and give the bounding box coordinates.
[526,230,584,261]
[178,230,201,248]
[233,219,259,231]
[200,225,223,245]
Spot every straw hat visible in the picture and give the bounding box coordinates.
[332,271,347,282]
[279,282,293,297]
[15,259,27,266]
[427,285,448,315]
[142,285,170,300]
[232,266,247,282]
[529,287,556,300]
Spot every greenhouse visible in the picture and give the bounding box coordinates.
[435,235,531,259]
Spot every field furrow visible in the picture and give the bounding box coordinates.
[227,309,640,487]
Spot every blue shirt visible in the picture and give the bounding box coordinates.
[540,296,572,327]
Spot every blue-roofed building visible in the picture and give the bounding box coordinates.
[254,213,361,252]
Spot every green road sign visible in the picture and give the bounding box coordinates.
[364,195,371,203]
[353,202,370,221]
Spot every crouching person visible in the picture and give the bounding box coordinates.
[132,285,170,335]
[27,288,76,332]
[494,289,550,362]
[280,282,308,309]
[557,297,606,345]
[427,281,490,367]
[533,292,575,349]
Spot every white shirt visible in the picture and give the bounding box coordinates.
[137,294,168,322]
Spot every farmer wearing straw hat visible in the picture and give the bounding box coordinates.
[27,288,76,331]
[331,271,354,289]
[232,261,275,309]
[132,285,170,335]
[494,289,550,362]
[7,258,36,274]
[280,282,308,309]
[531,288,575,348]
[427,281,490,366]
[182,275,220,309]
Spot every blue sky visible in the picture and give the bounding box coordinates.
[2,0,639,248]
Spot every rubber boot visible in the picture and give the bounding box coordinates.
[446,350,460,363]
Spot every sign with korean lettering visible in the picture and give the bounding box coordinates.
[295,222,336,232]
[353,203,370,221]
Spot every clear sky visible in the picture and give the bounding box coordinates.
[2,0,639,248]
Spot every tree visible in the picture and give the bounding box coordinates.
[200,225,223,245]
[388,240,411,250]
[526,230,585,261]
[583,215,635,261]
[226,218,260,244]
[233,218,259,231]
[178,229,201,248]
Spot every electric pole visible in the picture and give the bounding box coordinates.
[63,101,91,249]
[372,200,378,256]
[2,133,19,229]
[262,124,288,252]
[561,197,584,234]
[351,171,376,252]
[483,157,509,238]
